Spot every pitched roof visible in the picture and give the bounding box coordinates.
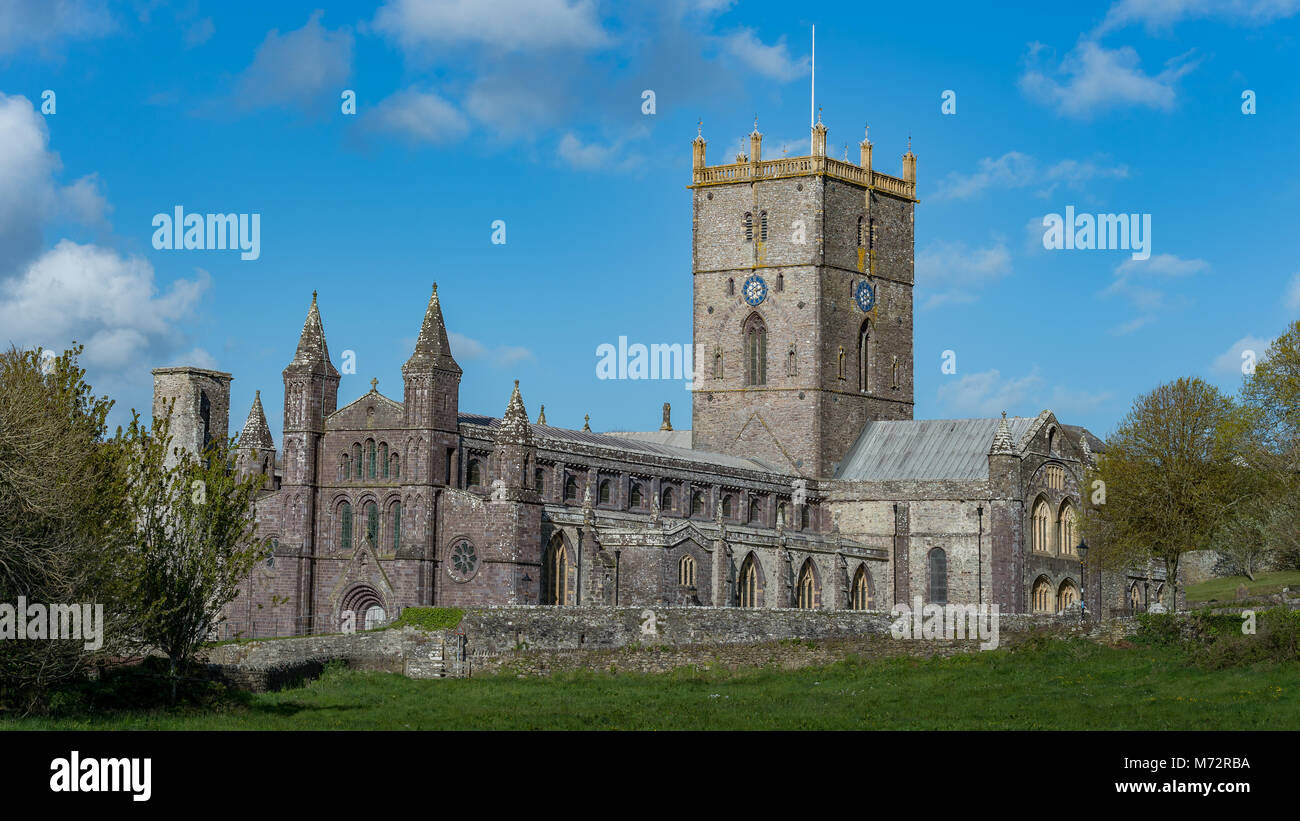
[239,390,275,449]
[834,417,1038,481]
[404,283,461,374]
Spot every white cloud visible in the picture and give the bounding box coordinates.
[1098,0,1300,33]
[720,28,809,81]
[61,173,111,227]
[933,151,1129,201]
[1286,271,1300,313]
[0,93,62,275]
[0,0,115,55]
[1102,253,1208,332]
[1020,40,1198,118]
[235,10,353,110]
[1211,334,1273,376]
[368,88,469,144]
[449,331,535,367]
[937,368,1044,417]
[1114,253,1209,278]
[0,241,209,372]
[556,132,644,170]
[915,241,1013,309]
[372,0,611,54]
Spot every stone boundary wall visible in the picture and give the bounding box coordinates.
[201,606,1118,689]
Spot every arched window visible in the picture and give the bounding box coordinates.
[1032,577,1052,613]
[1155,584,1165,604]
[365,501,378,545]
[837,346,846,380]
[851,566,871,610]
[1047,426,1056,455]
[661,486,674,511]
[199,391,212,451]
[391,502,401,552]
[467,459,483,487]
[1032,498,1053,554]
[801,505,810,529]
[868,218,876,250]
[738,554,758,608]
[857,216,865,247]
[759,210,768,241]
[786,344,796,376]
[366,439,376,479]
[629,483,643,509]
[796,560,817,609]
[858,319,870,393]
[267,538,278,569]
[691,491,704,517]
[1130,582,1143,613]
[534,468,545,494]
[564,474,578,502]
[543,536,568,605]
[1057,580,1078,612]
[928,548,948,605]
[596,479,610,505]
[727,278,735,297]
[340,455,349,481]
[391,454,400,478]
[1058,504,1078,556]
[679,554,697,587]
[748,498,761,524]
[380,443,389,478]
[777,501,789,526]
[721,495,733,518]
[776,273,783,292]
[744,212,752,242]
[339,502,352,550]
[743,313,767,386]
[353,443,362,479]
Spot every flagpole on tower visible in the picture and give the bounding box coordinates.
[810,24,815,154]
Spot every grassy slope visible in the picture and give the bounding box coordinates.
[9,640,1298,730]
[1185,570,1300,603]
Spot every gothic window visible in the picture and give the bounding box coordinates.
[858,319,870,392]
[1031,498,1052,554]
[392,454,400,478]
[837,346,846,381]
[891,357,900,390]
[691,491,704,517]
[564,474,578,502]
[928,548,948,605]
[534,468,545,494]
[1130,582,1142,613]
[759,210,768,241]
[748,498,762,524]
[679,554,697,587]
[1058,503,1078,556]
[365,501,378,545]
[743,313,767,386]
[199,390,211,451]
[851,566,871,610]
[1046,464,1065,490]
[366,439,376,479]
[1057,580,1078,612]
[1048,426,1056,455]
[467,459,483,487]
[598,479,612,505]
[267,538,278,569]
[721,495,734,519]
[340,502,352,550]
[543,536,568,605]
[777,501,789,526]
[727,278,735,296]
[801,505,810,530]
[340,455,349,481]
[857,216,865,247]
[629,482,643,509]
[744,212,752,242]
[738,554,758,608]
[353,443,362,479]
[776,273,784,292]
[796,560,817,609]
[392,503,401,552]
[713,347,724,379]
[380,443,389,478]
[661,486,674,511]
[1032,576,1052,613]
[786,344,796,376]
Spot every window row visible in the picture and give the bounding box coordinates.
[1030,496,1079,556]
[338,439,401,482]
[714,314,888,392]
[1031,577,1080,614]
[337,500,401,552]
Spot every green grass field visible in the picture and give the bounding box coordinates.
[1185,570,1300,603]
[8,638,1298,730]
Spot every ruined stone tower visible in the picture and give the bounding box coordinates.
[689,116,918,478]
[151,366,232,464]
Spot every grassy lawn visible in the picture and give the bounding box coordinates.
[1185,570,1300,603]
[7,639,1298,730]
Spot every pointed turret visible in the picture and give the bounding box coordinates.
[536,404,547,426]
[289,291,340,376]
[404,283,461,374]
[492,380,536,495]
[240,390,275,449]
[990,411,1015,455]
[497,380,533,446]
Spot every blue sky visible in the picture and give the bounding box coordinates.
[2,0,1298,445]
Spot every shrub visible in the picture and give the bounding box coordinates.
[1196,608,1300,669]
[387,607,464,632]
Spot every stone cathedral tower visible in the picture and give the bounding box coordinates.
[689,116,917,478]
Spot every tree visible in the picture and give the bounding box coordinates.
[119,410,264,704]
[0,346,136,711]
[1082,377,1250,608]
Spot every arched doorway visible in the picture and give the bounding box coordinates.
[542,534,569,606]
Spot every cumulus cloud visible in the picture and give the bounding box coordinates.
[720,28,809,80]
[234,10,353,111]
[932,151,1129,201]
[61,173,112,227]
[1097,0,1300,33]
[449,331,535,367]
[0,0,116,56]
[915,241,1013,309]
[1020,40,1199,118]
[937,368,1045,417]
[0,94,63,275]
[372,0,611,54]
[367,88,469,144]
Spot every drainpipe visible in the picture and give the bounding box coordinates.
[615,550,621,606]
[977,505,984,606]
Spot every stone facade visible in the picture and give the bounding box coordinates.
[152,117,1164,641]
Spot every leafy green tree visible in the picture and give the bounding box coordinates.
[1082,377,1251,607]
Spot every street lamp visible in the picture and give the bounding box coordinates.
[1078,539,1089,621]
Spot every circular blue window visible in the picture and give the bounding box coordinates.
[741,275,767,306]
[854,280,876,312]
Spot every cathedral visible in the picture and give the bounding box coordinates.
[153,117,1167,638]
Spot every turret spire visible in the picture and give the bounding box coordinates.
[497,380,532,445]
[990,411,1016,455]
[239,389,275,450]
[404,283,461,373]
[289,291,339,375]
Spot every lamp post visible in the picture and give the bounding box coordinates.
[1078,539,1090,622]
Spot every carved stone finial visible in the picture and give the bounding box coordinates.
[536,404,547,426]
[582,414,591,432]
[660,402,672,431]
[369,377,378,392]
